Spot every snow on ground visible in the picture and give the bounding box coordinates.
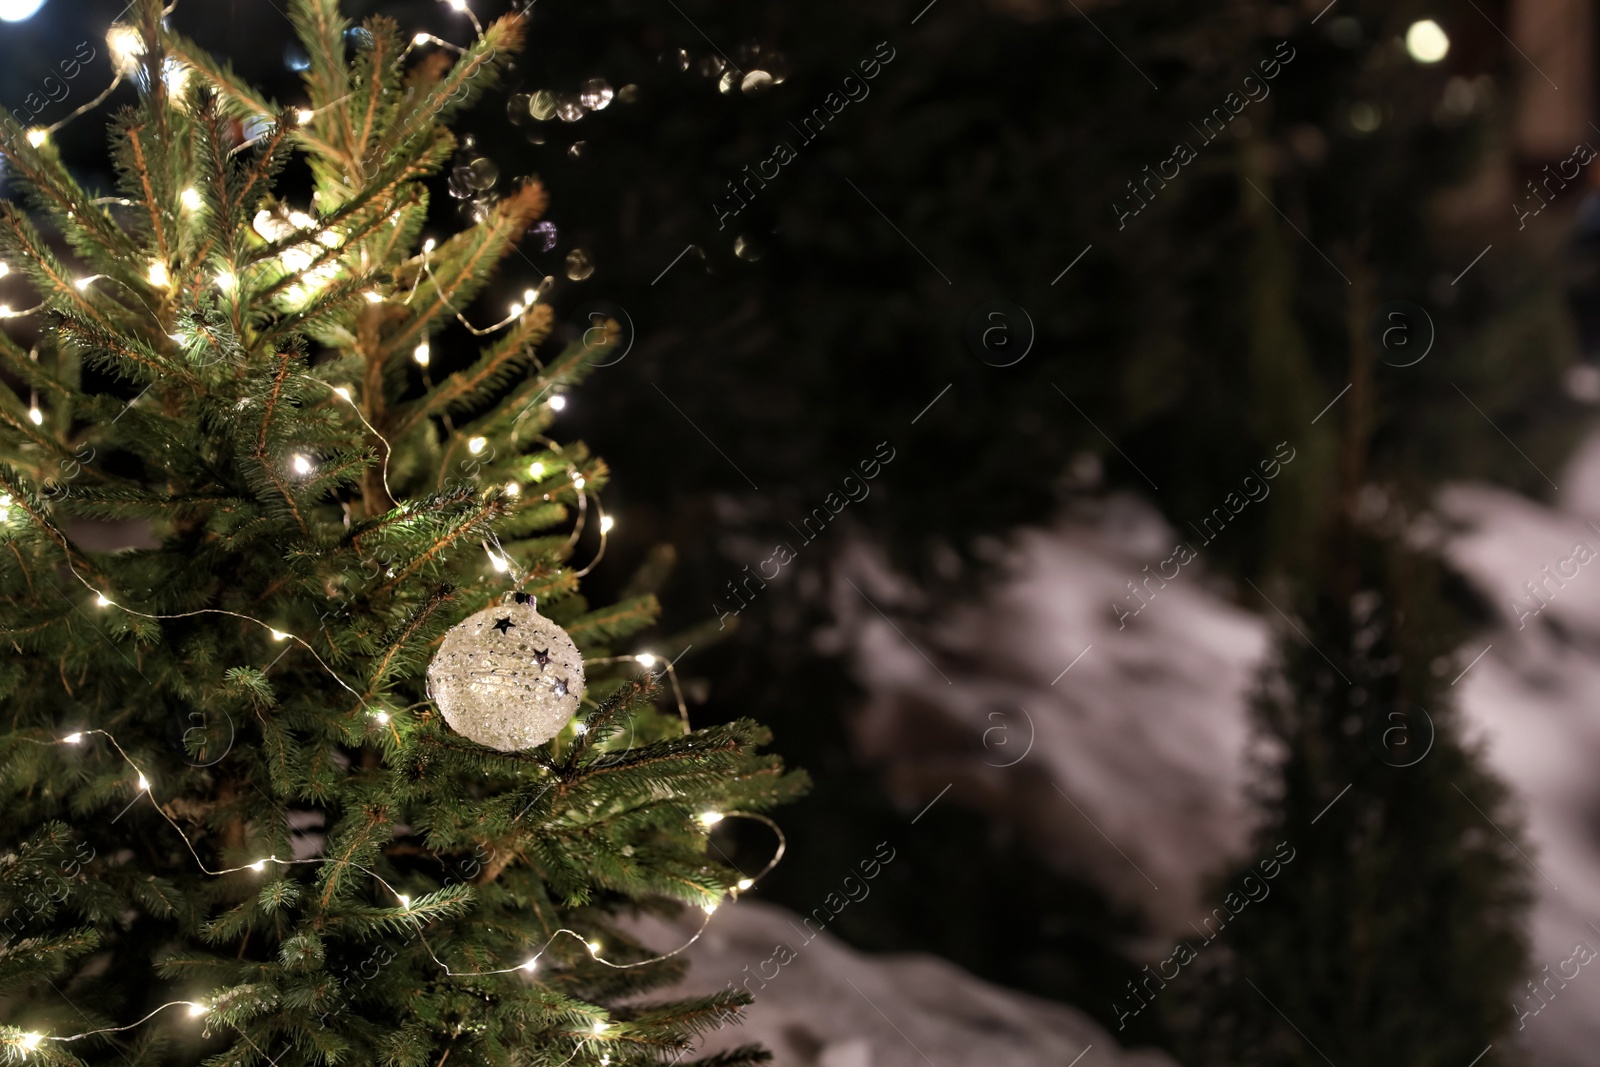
[824,447,1600,1066]
[824,493,1270,931]
[632,899,1175,1067]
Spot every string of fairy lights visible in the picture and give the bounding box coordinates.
[0,0,784,1057]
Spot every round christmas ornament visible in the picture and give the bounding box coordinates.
[426,593,585,750]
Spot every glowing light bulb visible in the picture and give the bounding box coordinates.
[505,481,521,496]
[180,187,203,212]
[572,475,586,490]
[187,1003,207,1017]
[0,306,11,318]
[489,552,511,574]
[137,774,150,792]
[63,733,83,744]
[333,386,352,401]
[523,289,537,305]
[95,594,111,608]
[599,515,615,534]
[415,32,431,45]
[467,436,487,455]
[19,1033,43,1051]
[448,0,468,10]
[291,454,313,476]
[529,461,545,479]
[288,211,315,229]
[413,342,430,366]
[397,894,411,909]
[361,291,382,305]
[586,941,601,955]
[703,901,719,915]
[572,721,589,735]
[25,129,47,148]
[270,629,289,641]
[249,860,265,872]
[372,710,390,724]
[147,261,170,288]
[736,878,753,890]
[296,108,315,125]
[75,276,93,290]
[0,494,10,507]
[1405,19,1449,63]
[27,407,42,425]
[215,271,236,293]
[423,238,436,253]
[591,1021,609,1034]
[635,653,657,668]
[520,957,538,972]
[698,812,724,827]
[548,394,567,412]
[317,230,342,248]
[0,261,9,277]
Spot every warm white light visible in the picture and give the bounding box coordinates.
[572,721,589,735]
[548,395,568,412]
[1406,19,1449,63]
[249,860,265,872]
[147,261,170,288]
[25,129,47,148]
[137,774,150,791]
[372,711,390,724]
[291,454,313,476]
[94,594,111,608]
[0,494,11,507]
[423,238,437,253]
[27,407,42,425]
[295,108,315,125]
[63,733,83,744]
[529,461,546,479]
[0,306,12,318]
[509,302,524,317]
[698,812,724,827]
[187,1003,208,1017]
[599,515,615,534]
[413,342,430,366]
[18,1033,43,1051]
[397,894,411,909]
[288,211,314,229]
[467,436,487,455]
[591,1021,609,1034]
[489,552,511,574]
[270,630,289,642]
[736,878,753,890]
[0,262,9,277]
[415,32,431,45]
[520,957,538,972]
[703,901,719,915]
[635,653,657,668]
[180,187,203,212]
[363,291,383,304]
[523,289,537,305]
[215,271,237,293]
[333,386,352,401]
[317,230,342,248]
[572,475,586,490]
[504,482,521,496]
[586,941,601,955]
[447,0,468,10]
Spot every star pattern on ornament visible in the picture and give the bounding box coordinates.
[492,616,515,634]
[532,647,550,667]
[552,676,569,698]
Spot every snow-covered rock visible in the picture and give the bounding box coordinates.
[635,899,1175,1067]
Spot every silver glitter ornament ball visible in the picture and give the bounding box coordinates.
[426,594,585,751]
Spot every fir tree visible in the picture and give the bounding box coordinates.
[0,3,803,1066]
